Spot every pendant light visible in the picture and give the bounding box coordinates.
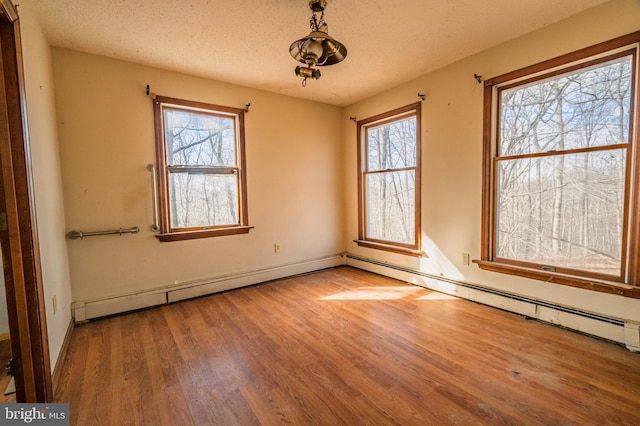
[289,0,347,86]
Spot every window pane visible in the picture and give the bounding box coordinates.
[367,116,416,171]
[164,109,236,167]
[496,149,626,275]
[366,170,415,244]
[500,56,632,156]
[169,173,239,228]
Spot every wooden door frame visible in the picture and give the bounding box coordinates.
[0,0,52,402]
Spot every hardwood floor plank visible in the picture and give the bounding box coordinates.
[240,378,299,425]
[55,324,88,424]
[55,266,640,425]
[75,321,112,424]
[167,363,212,425]
[0,339,16,403]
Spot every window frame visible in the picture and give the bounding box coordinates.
[152,94,251,242]
[476,32,640,298]
[355,102,424,257]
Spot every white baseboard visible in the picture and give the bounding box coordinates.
[72,254,345,322]
[167,255,344,302]
[73,292,167,322]
[625,322,640,352]
[346,253,639,352]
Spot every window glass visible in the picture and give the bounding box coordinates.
[496,149,626,276]
[169,173,239,228]
[479,34,640,295]
[152,95,250,241]
[365,170,416,244]
[164,109,236,167]
[357,104,421,256]
[367,116,417,171]
[499,57,632,156]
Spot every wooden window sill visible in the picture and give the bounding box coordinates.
[157,226,253,242]
[474,259,640,299]
[354,240,426,258]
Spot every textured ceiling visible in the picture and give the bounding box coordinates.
[29,0,609,106]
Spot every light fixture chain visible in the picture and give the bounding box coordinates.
[310,10,325,31]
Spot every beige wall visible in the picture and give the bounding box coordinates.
[52,49,344,302]
[344,0,640,322]
[18,0,73,369]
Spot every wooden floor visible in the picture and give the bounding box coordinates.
[54,266,640,425]
[0,338,15,403]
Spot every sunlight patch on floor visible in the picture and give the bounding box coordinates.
[416,292,459,301]
[320,286,423,300]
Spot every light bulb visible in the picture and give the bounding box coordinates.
[302,39,323,66]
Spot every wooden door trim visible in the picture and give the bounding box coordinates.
[0,0,52,402]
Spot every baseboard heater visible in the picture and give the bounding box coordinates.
[345,253,640,352]
[72,254,345,324]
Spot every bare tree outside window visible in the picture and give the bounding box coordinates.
[496,56,631,277]
[366,117,417,244]
[479,33,640,296]
[152,95,250,241]
[165,109,239,228]
[357,103,422,256]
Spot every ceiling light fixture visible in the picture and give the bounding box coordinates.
[289,0,347,86]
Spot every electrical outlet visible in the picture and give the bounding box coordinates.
[274,243,280,253]
[462,253,470,266]
[52,295,58,315]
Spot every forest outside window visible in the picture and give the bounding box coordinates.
[356,103,423,257]
[477,32,640,297]
[152,95,251,242]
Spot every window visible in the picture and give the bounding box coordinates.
[478,33,640,297]
[356,103,423,257]
[152,95,251,242]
